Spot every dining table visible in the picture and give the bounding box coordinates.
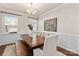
[21,34,45,55]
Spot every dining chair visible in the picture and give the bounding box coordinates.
[33,35,65,56]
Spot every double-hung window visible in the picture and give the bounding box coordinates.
[4,14,18,33]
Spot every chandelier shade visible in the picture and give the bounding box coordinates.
[27,3,36,15]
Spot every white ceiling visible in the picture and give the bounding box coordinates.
[0,3,63,16]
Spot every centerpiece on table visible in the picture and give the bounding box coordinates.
[28,24,37,45]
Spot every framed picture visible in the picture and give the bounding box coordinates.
[44,17,57,32]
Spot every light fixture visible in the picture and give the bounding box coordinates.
[27,3,36,15]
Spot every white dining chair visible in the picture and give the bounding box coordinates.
[33,35,65,56]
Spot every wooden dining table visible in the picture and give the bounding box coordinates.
[21,34,45,55]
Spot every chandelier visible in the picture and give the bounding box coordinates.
[27,3,36,15]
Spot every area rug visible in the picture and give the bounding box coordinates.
[2,44,16,56]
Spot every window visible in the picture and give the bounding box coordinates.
[29,18,37,31]
[4,15,18,25]
[4,14,18,33]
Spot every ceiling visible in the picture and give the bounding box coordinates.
[0,3,63,16]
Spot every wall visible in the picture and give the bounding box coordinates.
[18,14,29,34]
[0,13,7,34]
[0,33,22,46]
[38,3,79,35]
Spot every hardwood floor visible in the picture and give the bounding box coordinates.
[0,40,36,56]
[16,40,32,56]
[57,46,79,56]
[0,45,6,56]
[0,43,15,56]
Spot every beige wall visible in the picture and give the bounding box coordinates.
[18,14,30,34]
[0,13,7,34]
[38,3,79,35]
